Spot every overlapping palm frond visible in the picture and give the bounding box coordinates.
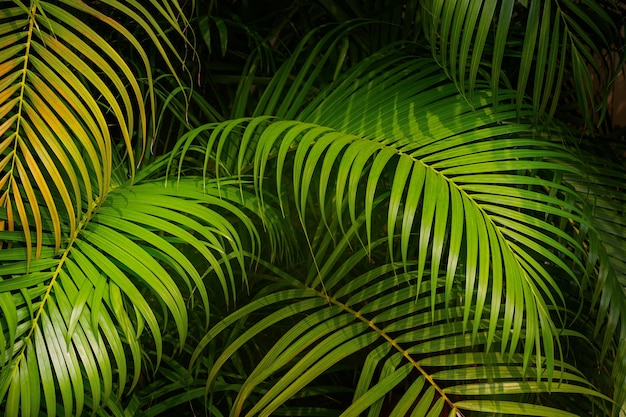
[1,1,624,416]
[420,0,624,129]
[0,178,262,416]
[191,247,609,416]
[172,44,612,414]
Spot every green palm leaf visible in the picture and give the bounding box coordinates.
[0,179,258,416]
[181,51,587,365]
[420,0,623,129]
[191,241,608,416]
[173,44,608,414]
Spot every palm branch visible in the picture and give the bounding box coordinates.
[420,0,624,130]
[0,1,262,415]
[173,41,615,415]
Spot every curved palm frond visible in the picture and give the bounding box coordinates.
[0,178,261,417]
[0,0,188,260]
[190,237,608,416]
[172,47,607,414]
[419,0,624,129]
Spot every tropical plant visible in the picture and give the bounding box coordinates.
[1,1,625,417]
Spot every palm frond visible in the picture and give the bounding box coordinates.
[170,46,610,414]
[184,52,586,362]
[420,0,624,130]
[0,0,188,260]
[0,179,257,416]
[562,150,626,414]
[191,238,609,416]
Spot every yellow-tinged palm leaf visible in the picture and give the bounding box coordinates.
[0,0,189,262]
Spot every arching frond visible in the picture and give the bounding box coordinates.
[170,48,609,414]
[420,0,624,129]
[179,52,588,369]
[0,179,257,417]
[191,239,609,416]
[0,0,188,261]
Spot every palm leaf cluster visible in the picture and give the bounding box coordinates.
[1,1,625,416]
[422,0,625,129]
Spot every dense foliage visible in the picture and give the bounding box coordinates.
[1,1,625,416]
